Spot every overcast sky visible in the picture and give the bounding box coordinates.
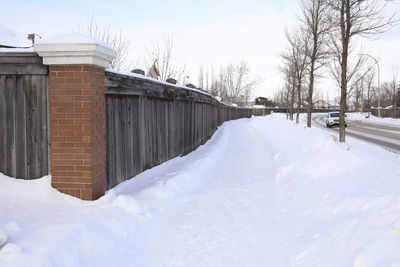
[3,0,400,100]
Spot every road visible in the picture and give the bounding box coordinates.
[313,115,400,153]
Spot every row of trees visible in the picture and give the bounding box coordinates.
[279,0,397,142]
[78,18,259,106]
[351,67,400,115]
[197,62,260,104]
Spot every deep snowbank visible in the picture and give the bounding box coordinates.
[1,114,400,266]
[348,112,400,126]
[0,122,232,266]
[256,114,400,266]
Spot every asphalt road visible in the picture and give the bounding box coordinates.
[312,115,400,153]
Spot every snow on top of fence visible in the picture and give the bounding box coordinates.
[106,68,247,109]
[0,25,32,48]
[0,47,34,52]
[106,68,210,95]
[106,68,250,109]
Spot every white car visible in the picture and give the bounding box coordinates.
[326,112,347,128]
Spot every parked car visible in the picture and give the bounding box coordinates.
[326,112,347,128]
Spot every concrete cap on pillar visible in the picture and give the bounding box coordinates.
[33,33,117,68]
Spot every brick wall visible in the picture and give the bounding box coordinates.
[49,65,106,200]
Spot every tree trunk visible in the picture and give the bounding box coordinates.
[393,88,396,118]
[339,0,349,143]
[307,61,316,127]
[286,89,290,119]
[296,80,301,124]
[290,76,296,121]
[367,84,371,118]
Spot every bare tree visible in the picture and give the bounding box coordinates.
[198,64,215,92]
[147,36,186,83]
[205,62,259,105]
[352,73,365,111]
[281,27,309,123]
[277,65,294,120]
[78,17,131,70]
[326,0,396,142]
[364,69,376,117]
[198,65,204,90]
[210,66,228,101]
[223,61,260,104]
[280,63,297,121]
[390,66,399,117]
[300,0,330,127]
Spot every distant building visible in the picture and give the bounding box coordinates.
[254,96,276,107]
[313,100,339,109]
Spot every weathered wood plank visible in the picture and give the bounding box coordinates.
[5,75,16,177]
[15,75,27,178]
[0,64,48,75]
[0,75,6,174]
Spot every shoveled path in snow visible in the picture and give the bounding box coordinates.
[128,119,288,266]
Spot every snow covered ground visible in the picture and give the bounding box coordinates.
[1,114,400,266]
[347,112,400,126]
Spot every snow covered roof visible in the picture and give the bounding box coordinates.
[313,99,339,106]
[0,25,32,48]
[252,105,265,109]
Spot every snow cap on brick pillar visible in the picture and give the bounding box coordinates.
[34,33,117,67]
[34,34,116,200]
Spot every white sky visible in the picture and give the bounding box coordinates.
[2,0,400,101]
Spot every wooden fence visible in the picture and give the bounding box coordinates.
[104,71,251,189]
[0,52,252,189]
[371,108,400,118]
[0,52,50,179]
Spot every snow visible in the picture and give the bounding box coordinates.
[35,33,113,50]
[0,231,6,247]
[252,104,265,108]
[105,68,229,104]
[106,69,242,110]
[0,25,31,48]
[0,48,34,53]
[348,112,400,126]
[1,114,400,266]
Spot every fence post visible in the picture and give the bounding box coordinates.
[34,34,116,200]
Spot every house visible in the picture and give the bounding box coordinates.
[313,100,339,109]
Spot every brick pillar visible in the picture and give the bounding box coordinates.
[48,65,106,200]
[34,34,116,200]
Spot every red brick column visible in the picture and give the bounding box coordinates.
[49,65,106,200]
